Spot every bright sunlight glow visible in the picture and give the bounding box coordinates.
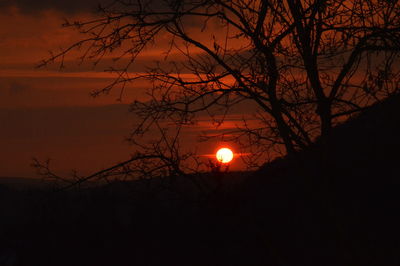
[216,148,234,164]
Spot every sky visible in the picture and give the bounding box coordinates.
[0,1,254,178]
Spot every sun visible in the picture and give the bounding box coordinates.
[216,148,234,164]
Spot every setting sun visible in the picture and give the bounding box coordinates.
[216,148,234,164]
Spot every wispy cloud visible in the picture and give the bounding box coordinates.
[0,0,104,14]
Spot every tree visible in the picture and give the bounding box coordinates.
[38,0,400,183]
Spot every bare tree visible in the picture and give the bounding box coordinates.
[33,121,207,190]
[38,0,400,181]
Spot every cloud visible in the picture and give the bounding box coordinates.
[0,0,190,14]
[1,0,106,14]
[8,81,26,95]
[0,76,149,108]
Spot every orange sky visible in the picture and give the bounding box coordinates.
[0,4,256,177]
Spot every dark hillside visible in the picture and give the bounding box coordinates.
[243,94,400,266]
[1,95,400,266]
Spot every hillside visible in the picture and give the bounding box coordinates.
[242,94,400,266]
[1,95,400,266]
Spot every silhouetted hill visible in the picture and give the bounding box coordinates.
[241,94,400,266]
[2,95,400,266]
[0,177,51,190]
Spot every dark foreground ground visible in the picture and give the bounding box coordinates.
[1,96,400,266]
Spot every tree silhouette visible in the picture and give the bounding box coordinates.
[38,0,400,181]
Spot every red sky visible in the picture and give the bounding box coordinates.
[0,3,256,177]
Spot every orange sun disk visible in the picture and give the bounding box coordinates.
[216,148,234,163]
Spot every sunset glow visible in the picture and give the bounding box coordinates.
[216,148,234,164]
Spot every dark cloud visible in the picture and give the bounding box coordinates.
[8,81,27,95]
[1,0,212,20]
[0,0,175,14]
[1,0,108,14]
